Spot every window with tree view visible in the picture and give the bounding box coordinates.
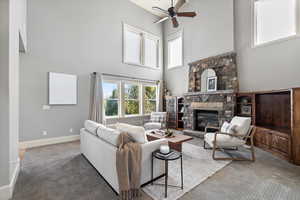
[124,83,139,115]
[144,86,157,114]
[103,82,119,117]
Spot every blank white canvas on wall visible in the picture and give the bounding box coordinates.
[49,72,77,105]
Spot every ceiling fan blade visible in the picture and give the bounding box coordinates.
[174,0,187,12]
[172,17,179,28]
[154,17,170,24]
[177,12,197,17]
[152,7,169,16]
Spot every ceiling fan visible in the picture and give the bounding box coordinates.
[152,0,197,28]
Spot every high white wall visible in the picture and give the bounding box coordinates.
[163,0,234,96]
[9,0,21,182]
[0,0,11,188]
[234,0,300,92]
[0,0,22,195]
[20,0,163,141]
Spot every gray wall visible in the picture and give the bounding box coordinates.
[0,0,10,187]
[0,0,20,189]
[9,0,21,181]
[235,0,300,92]
[20,0,163,141]
[163,0,234,96]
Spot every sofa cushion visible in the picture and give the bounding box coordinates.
[116,123,148,144]
[96,125,121,146]
[84,120,104,135]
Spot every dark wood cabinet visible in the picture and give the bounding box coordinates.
[292,88,300,165]
[177,97,184,130]
[165,96,177,129]
[255,126,291,161]
[165,96,184,130]
[238,88,300,165]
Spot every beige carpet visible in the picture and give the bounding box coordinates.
[143,143,231,200]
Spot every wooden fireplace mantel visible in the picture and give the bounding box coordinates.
[184,89,235,96]
[190,102,224,110]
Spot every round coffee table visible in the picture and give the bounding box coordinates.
[151,150,183,198]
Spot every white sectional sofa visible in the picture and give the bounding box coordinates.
[80,121,166,194]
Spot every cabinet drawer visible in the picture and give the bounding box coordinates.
[254,128,271,147]
[271,134,290,154]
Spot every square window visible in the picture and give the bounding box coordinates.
[144,85,157,114]
[124,83,140,115]
[144,37,159,68]
[123,24,161,68]
[168,34,183,69]
[124,30,142,65]
[254,0,297,46]
[103,82,119,117]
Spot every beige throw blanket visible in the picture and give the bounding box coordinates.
[116,132,142,200]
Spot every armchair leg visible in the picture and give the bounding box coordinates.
[250,139,256,162]
[212,147,256,161]
[212,141,217,160]
[211,138,256,161]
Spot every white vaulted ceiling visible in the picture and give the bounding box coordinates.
[129,0,181,17]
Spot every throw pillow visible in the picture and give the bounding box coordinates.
[221,122,230,133]
[220,121,239,134]
[115,123,148,144]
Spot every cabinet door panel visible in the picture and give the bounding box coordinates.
[254,128,271,148]
[293,89,300,164]
[271,134,289,154]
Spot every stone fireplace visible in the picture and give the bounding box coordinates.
[183,52,238,136]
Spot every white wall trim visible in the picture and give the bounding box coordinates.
[19,135,80,149]
[0,159,20,200]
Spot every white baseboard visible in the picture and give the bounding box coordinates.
[19,135,80,149]
[0,159,20,200]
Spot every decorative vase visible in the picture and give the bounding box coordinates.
[160,145,170,154]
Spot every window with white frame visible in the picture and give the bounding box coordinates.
[254,0,298,46]
[102,78,158,118]
[103,81,120,117]
[144,85,157,114]
[124,83,140,115]
[167,31,183,69]
[123,24,161,68]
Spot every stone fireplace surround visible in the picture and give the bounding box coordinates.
[183,52,238,136]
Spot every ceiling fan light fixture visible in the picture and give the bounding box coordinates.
[152,0,197,28]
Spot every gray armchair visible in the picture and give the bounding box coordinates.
[144,112,167,130]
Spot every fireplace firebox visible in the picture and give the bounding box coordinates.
[193,110,219,131]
